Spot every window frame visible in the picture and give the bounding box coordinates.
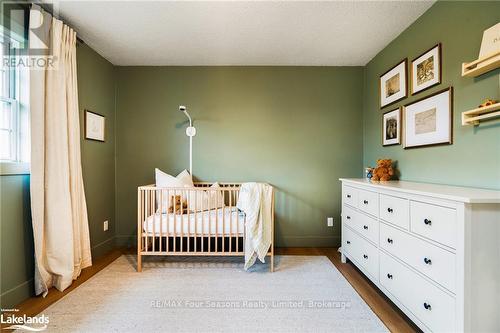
[0,29,29,175]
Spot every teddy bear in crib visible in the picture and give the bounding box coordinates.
[371,159,394,181]
[169,195,188,214]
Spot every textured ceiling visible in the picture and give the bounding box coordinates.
[52,0,435,66]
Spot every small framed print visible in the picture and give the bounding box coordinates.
[380,59,408,108]
[382,108,401,146]
[85,110,105,142]
[403,87,453,149]
[411,43,442,95]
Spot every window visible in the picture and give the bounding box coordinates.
[1,39,20,161]
[0,30,29,174]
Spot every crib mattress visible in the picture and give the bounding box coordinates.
[143,206,245,236]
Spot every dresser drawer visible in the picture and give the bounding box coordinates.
[343,226,379,280]
[343,185,358,207]
[343,205,378,244]
[379,194,409,230]
[380,252,456,332]
[380,222,456,292]
[357,189,379,217]
[410,201,457,248]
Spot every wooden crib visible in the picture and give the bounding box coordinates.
[137,182,274,272]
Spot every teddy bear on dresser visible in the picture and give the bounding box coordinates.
[371,159,394,181]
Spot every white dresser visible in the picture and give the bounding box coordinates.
[340,178,500,333]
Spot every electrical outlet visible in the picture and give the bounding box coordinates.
[327,217,334,227]
[103,220,109,231]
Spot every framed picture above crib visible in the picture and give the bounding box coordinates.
[85,110,105,142]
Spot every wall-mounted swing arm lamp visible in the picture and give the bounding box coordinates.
[179,105,196,177]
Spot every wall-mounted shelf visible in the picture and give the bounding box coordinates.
[462,51,500,77]
[462,102,500,126]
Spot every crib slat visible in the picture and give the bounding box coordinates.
[208,188,211,253]
[215,189,218,253]
[236,187,239,253]
[194,188,197,252]
[159,189,163,253]
[185,191,191,252]
[166,189,170,253]
[201,186,204,253]
[146,189,149,253]
[229,189,232,253]
[222,191,225,253]
[152,188,156,253]
[173,189,176,253]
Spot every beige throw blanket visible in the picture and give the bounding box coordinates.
[236,183,273,270]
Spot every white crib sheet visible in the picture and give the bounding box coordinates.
[143,206,245,236]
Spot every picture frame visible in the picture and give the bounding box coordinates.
[382,108,401,146]
[403,87,453,149]
[85,110,105,142]
[411,43,442,95]
[379,58,408,108]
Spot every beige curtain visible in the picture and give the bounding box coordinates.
[29,5,92,296]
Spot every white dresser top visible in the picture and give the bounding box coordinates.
[339,178,500,204]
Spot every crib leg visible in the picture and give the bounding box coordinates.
[137,253,142,272]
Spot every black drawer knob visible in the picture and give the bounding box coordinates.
[363,200,369,204]
[387,207,393,213]
[387,273,393,279]
[424,257,432,265]
[346,216,351,220]
[424,218,432,225]
[387,238,393,244]
[347,194,351,198]
[363,225,368,230]
[423,302,432,310]
[363,254,368,259]
[346,241,351,244]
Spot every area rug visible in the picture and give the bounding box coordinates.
[39,255,387,332]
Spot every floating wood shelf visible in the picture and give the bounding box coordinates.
[462,51,500,77]
[462,102,500,126]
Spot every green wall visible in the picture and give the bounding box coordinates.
[0,43,116,308]
[115,67,364,247]
[363,1,500,190]
[0,175,33,308]
[78,44,117,258]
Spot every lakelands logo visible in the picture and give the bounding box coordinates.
[1,313,49,331]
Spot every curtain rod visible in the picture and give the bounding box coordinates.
[28,2,85,45]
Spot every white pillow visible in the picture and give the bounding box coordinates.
[155,168,193,212]
[187,182,225,212]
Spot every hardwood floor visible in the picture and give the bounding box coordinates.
[4,247,419,332]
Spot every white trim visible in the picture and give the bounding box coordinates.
[0,161,29,175]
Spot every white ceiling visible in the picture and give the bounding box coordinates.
[52,0,435,66]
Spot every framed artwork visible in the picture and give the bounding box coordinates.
[380,59,407,108]
[85,110,105,142]
[382,108,401,146]
[411,43,442,95]
[403,87,453,149]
